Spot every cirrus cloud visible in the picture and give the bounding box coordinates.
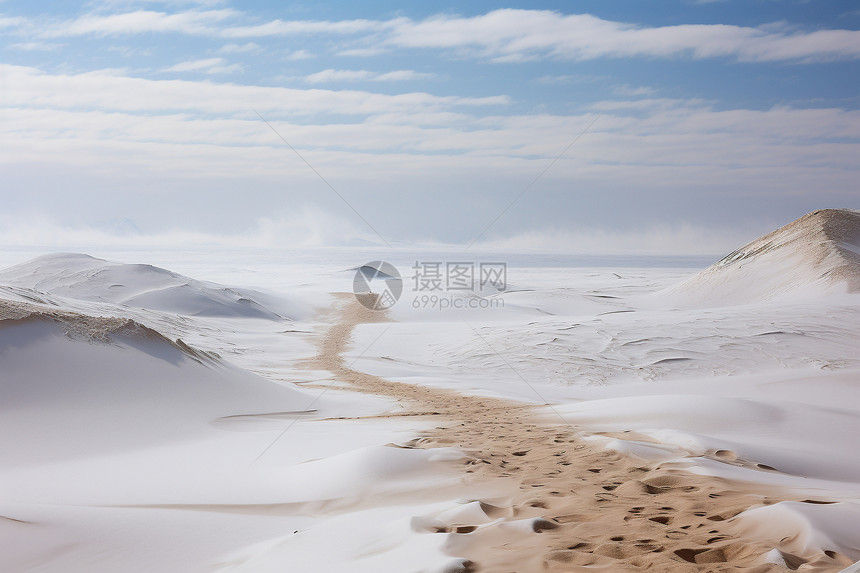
[39,9,237,38]
[8,8,859,64]
[383,10,860,63]
[163,57,242,74]
[304,68,435,84]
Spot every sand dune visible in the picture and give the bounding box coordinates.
[0,253,303,319]
[0,298,311,464]
[668,209,860,305]
[0,287,472,572]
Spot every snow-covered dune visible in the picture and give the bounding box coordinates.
[0,253,305,320]
[0,298,312,465]
[667,209,860,305]
[3,232,860,570]
[0,295,473,572]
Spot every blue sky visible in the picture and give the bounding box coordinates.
[1,1,858,253]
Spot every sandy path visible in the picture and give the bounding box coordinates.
[307,294,851,572]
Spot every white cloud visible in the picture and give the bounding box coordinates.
[613,84,657,96]
[9,41,64,51]
[0,15,28,29]
[206,62,243,74]
[0,64,856,211]
[220,17,393,38]
[284,49,313,60]
[335,47,387,57]
[163,57,241,73]
[164,57,222,71]
[589,97,707,111]
[218,41,259,53]
[107,45,154,57]
[38,9,236,37]
[304,69,373,83]
[0,64,506,119]
[384,9,860,63]
[9,8,860,63]
[374,70,435,82]
[304,68,435,84]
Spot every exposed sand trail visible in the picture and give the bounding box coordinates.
[307,293,854,572]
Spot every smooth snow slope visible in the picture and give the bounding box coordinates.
[666,208,860,305]
[0,253,309,320]
[0,299,314,465]
[0,267,475,573]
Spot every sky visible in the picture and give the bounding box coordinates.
[0,0,858,254]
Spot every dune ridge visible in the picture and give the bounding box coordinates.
[717,209,860,288]
[0,253,296,320]
[0,297,218,363]
[670,209,860,304]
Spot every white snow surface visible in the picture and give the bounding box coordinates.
[0,254,485,573]
[2,210,860,571]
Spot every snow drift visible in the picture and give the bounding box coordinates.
[0,253,303,320]
[667,209,860,305]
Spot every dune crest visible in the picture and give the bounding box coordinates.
[1,296,165,340]
[0,253,299,320]
[0,297,219,363]
[670,209,860,305]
